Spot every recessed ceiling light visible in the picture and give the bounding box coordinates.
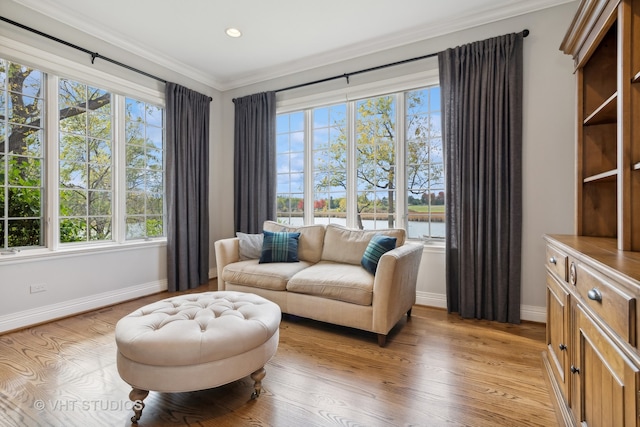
[225,28,242,38]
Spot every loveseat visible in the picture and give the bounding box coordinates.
[214,221,423,346]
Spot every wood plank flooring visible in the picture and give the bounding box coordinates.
[0,280,558,426]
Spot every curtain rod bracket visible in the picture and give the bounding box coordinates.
[90,52,99,64]
[344,74,350,84]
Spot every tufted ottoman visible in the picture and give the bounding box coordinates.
[115,291,281,423]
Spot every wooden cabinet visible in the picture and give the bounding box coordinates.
[546,273,570,402]
[543,235,640,427]
[572,304,639,426]
[560,0,640,251]
[546,2,640,424]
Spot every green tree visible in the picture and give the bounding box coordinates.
[1,61,44,247]
[314,92,440,229]
[58,79,112,242]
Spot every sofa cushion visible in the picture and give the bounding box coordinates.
[236,232,264,260]
[222,259,312,291]
[259,231,300,263]
[321,224,405,265]
[361,234,397,275]
[263,221,325,263]
[286,261,374,306]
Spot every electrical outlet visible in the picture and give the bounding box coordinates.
[30,284,47,294]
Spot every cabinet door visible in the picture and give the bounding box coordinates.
[571,305,640,426]
[547,274,570,399]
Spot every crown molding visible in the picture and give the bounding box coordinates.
[215,0,577,90]
[9,0,575,92]
[9,0,223,89]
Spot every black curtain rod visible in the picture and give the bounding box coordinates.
[274,29,530,94]
[0,15,168,84]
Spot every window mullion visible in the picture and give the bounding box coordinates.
[346,101,357,229]
[396,92,407,231]
[47,74,60,250]
[303,109,313,225]
[114,94,125,243]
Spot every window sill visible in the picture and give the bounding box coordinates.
[0,239,167,264]
[408,237,445,251]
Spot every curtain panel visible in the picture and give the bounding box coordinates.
[233,91,276,233]
[438,32,524,323]
[165,83,211,292]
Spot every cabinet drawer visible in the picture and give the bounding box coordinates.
[546,245,568,282]
[575,262,637,346]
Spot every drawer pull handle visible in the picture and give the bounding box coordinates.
[570,365,580,374]
[559,343,567,351]
[587,288,602,302]
[549,256,557,265]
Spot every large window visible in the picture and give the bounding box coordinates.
[0,56,165,253]
[276,84,443,240]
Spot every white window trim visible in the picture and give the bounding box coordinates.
[0,36,163,105]
[277,69,439,113]
[276,68,443,245]
[0,36,167,263]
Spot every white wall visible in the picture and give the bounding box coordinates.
[220,2,579,322]
[0,1,578,330]
[0,2,221,332]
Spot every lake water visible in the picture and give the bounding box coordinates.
[277,217,445,239]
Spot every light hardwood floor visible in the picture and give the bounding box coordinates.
[0,280,558,426]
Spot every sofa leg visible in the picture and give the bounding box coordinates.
[407,308,412,318]
[377,334,387,347]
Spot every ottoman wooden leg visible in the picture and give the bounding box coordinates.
[250,367,266,399]
[129,388,149,423]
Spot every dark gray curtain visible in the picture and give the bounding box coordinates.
[165,83,211,292]
[438,32,523,323]
[233,92,276,233]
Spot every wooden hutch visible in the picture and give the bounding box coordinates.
[543,0,640,425]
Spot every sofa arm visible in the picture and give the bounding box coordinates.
[214,238,240,290]
[371,242,423,334]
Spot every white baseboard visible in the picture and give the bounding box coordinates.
[415,291,546,323]
[520,304,546,323]
[0,280,167,334]
[416,291,447,309]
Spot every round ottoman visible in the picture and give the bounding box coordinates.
[115,291,281,423]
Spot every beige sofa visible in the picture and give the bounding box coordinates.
[214,221,423,346]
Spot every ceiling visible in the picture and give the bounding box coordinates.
[10,0,574,91]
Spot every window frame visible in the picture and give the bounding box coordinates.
[276,68,443,241]
[0,36,166,261]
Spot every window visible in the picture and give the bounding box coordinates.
[276,84,444,240]
[0,55,165,253]
[276,111,304,225]
[0,59,45,250]
[406,87,444,239]
[312,104,347,226]
[58,79,113,243]
[125,98,164,240]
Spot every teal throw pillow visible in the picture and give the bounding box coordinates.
[361,234,397,274]
[259,230,301,263]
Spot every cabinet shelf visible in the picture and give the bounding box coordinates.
[583,169,617,183]
[583,92,617,125]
